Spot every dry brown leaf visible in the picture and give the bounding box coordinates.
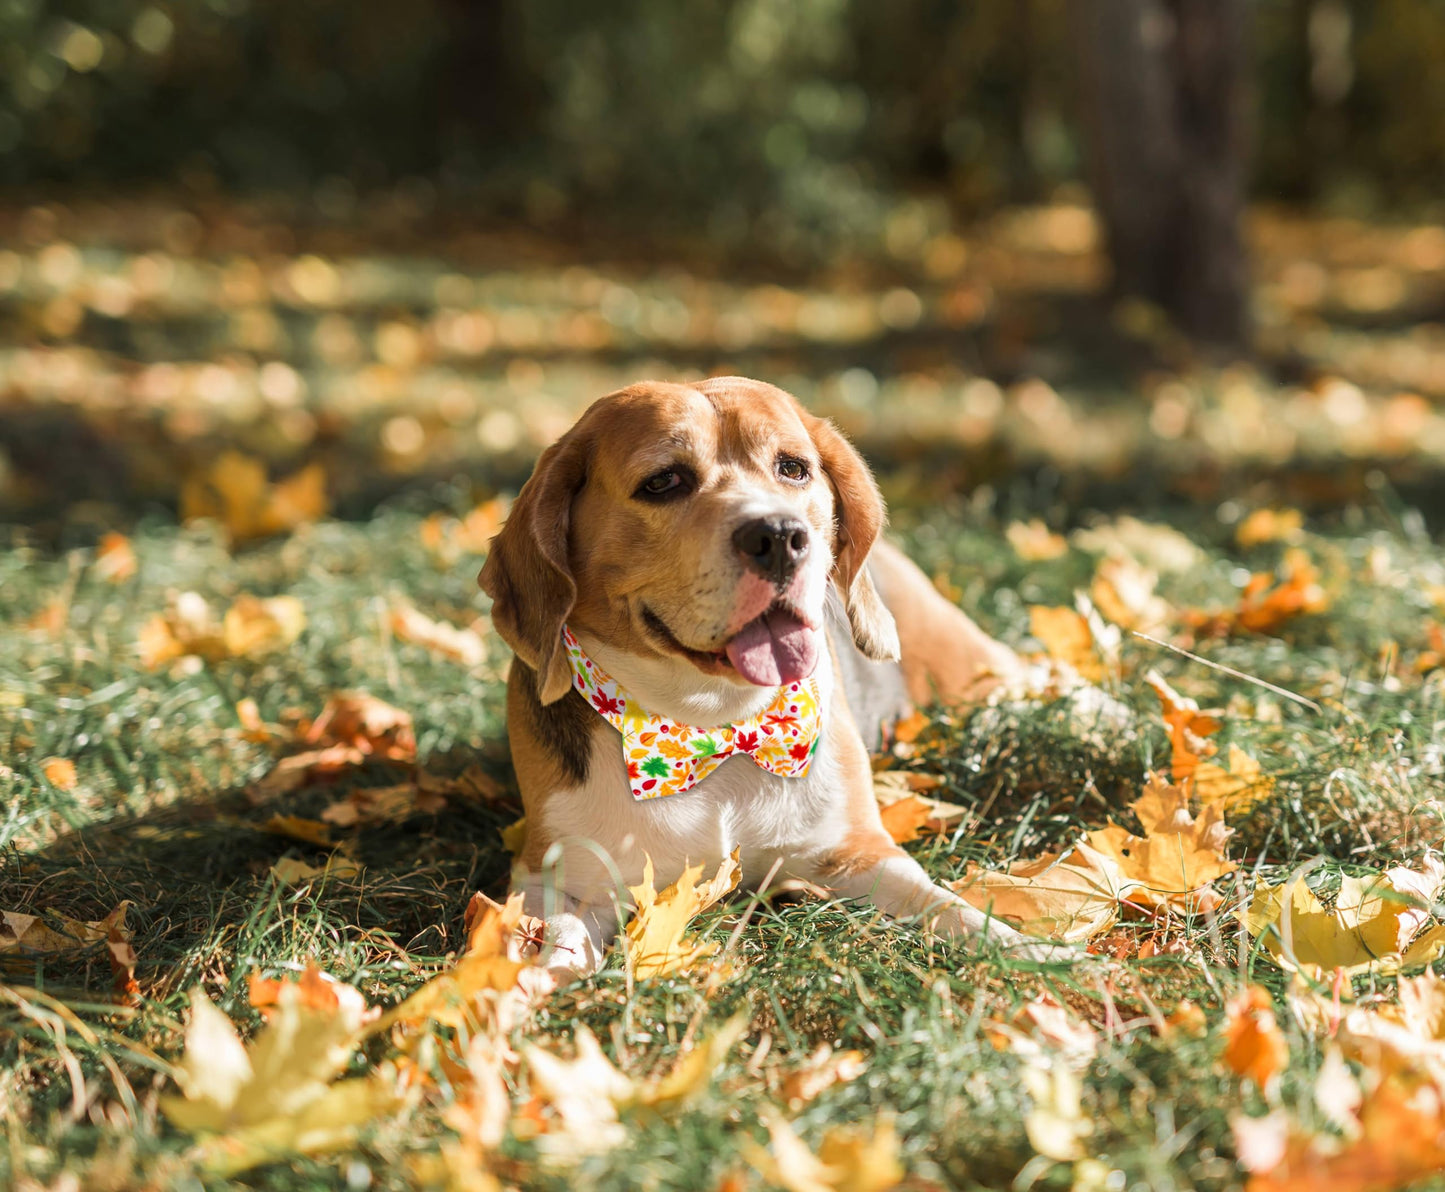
[93,532,137,583]
[389,604,487,667]
[269,854,362,885]
[321,782,445,828]
[626,851,741,980]
[1236,1073,1445,1191]
[139,591,304,668]
[180,451,328,543]
[1224,985,1290,1088]
[303,692,416,762]
[1,902,133,994]
[951,842,1140,942]
[1083,774,1234,912]
[1007,519,1068,561]
[41,756,77,790]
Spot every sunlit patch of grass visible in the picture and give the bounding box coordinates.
[2,487,1445,1189]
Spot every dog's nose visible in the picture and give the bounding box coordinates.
[733,517,810,586]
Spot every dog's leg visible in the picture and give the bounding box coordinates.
[514,870,622,983]
[800,833,1073,963]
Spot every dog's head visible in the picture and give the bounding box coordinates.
[479,377,899,706]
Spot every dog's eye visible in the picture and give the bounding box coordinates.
[636,468,691,500]
[777,457,809,483]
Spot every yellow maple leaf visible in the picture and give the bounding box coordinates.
[951,842,1140,942]
[1244,857,1445,977]
[779,1045,867,1109]
[1084,774,1235,912]
[160,973,400,1175]
[1194,744,1276,814]
[625,851,741,979]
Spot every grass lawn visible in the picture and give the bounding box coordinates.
[5,199,1445,1189]
[4,476,1445,1191]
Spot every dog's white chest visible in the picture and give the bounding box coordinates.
[536,688,847,899]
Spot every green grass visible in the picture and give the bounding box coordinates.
[4,476,1445,1190]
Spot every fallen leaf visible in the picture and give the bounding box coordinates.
[159,972,399,1175]
[1071,516,1204,573]
[269,854,362,885]
[382,893,540,1041]
[779,1045,867,1109]
[41,757,77,790]
[1022,1061,1091,1162]
[626,851,741,980]
[181,452,328,543]
[1236,508,1305,549]
[262,815,335,847]
[1,902,133,982]
[986,994,1098,1070]
[1236,1074,1445,1192]
[222,595,307,658]
[1224,985,1289,1088]
[1244,858,1445,977]
[139,591,305,668]
[93,532,137,583]
[1186,549,1329,637]
[518,1020,744,1163]
[1090,554,1170,635]
[872,771,966,843]
[951,842,1140,942]
[1083,774,1235,912]
[1007,519,1068,561]
[500,815,528,857]
[744,1110,904,1192]
[1147,673,1274,812]
[421,498,509,566]
[321,782,445,827]
[1162,1000,1208,1036]
[389,604,488,667]
[303,692,416,762]
[1030,604,1111,682]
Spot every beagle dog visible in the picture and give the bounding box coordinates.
[480,376,1063,978]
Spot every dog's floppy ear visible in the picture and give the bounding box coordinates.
[807,414,900,662]
[479,427,591,704]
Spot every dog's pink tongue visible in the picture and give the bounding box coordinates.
[725,608,818,686]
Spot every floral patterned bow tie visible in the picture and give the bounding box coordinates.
[561,626,823,800]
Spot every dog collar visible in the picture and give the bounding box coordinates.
[560,626,822,800]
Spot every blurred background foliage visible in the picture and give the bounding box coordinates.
[6,0,1445,253]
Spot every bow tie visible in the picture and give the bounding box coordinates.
[561,626,823,800]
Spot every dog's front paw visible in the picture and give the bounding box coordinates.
[927,900,1079,965]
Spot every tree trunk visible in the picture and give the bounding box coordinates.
[1071,0,1250,351]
